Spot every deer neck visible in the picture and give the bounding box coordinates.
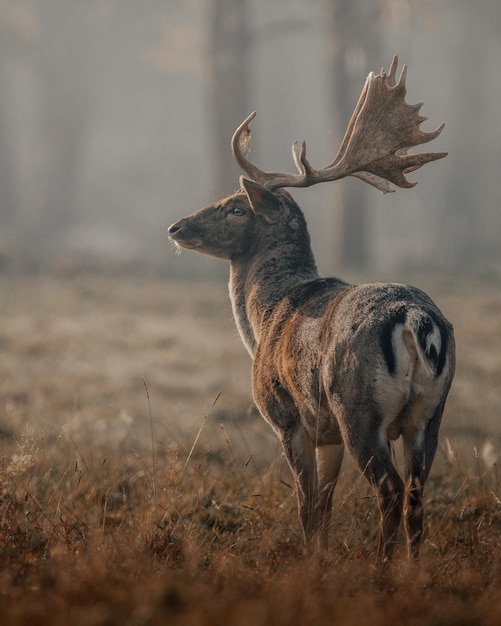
[229,236,318,357]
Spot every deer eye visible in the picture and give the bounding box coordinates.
[231,207,244,217]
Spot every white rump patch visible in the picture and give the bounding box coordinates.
[375,322,445,444]
[423,324,441,362]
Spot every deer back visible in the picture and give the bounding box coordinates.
[252,277,454,449]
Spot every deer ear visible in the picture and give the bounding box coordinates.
[240,177,281,223]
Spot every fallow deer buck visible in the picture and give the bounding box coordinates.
[168,57,455,561]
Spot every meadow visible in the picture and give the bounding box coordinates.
[1,271,501,625]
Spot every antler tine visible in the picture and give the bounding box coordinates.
[231,111,266,184]
[291,141,304,175]
[231,112,309,189]
[292,140,316,179]
[230,56,446,193]
[384,54,400,87]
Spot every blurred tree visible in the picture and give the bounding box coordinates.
[323,0,382,269]
[437,0,499,270]
[0,2,39,235]
[27,0,97,259]
[208,0,250,198]
[0,89,16,231]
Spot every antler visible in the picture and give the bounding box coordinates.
[231,56,447,193]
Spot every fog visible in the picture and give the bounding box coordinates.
[1,0,500,277]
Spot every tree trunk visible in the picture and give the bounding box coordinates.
[0,71,17,231]
[208,0,250,198]
[323,0,381,269]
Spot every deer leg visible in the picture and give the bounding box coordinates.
[350,442,404,561]
[376,463,405,561]
[403,404,443,559]
[315,444,344,550]
[281,425,320,546]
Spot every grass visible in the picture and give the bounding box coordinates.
[1,272,501,624]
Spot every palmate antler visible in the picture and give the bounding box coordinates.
[231,56,447,193]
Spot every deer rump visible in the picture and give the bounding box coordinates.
[253,279,451,449]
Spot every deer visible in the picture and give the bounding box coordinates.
[168,57,455,562]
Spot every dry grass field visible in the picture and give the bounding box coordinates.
[1,271,501,625]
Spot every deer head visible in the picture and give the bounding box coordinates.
[168,177,314,263]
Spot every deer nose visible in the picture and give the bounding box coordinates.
[168,222,181,236]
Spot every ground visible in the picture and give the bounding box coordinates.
[1,271,501,625]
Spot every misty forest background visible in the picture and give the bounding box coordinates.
[1,5,501,623]
[0,0,500,277]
